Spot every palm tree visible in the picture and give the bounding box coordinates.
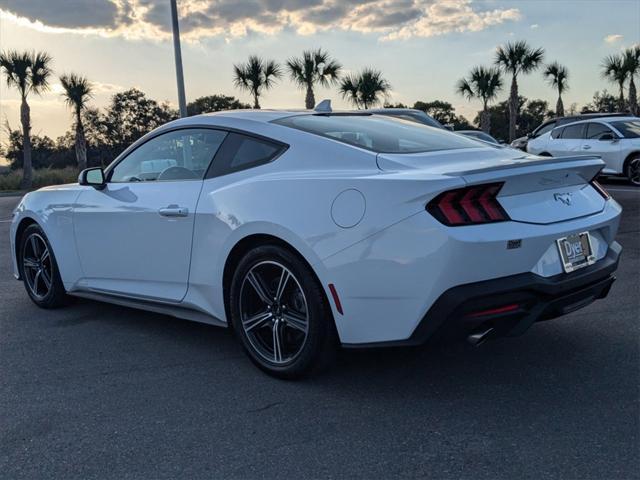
[543,62,569,117]
[602,54,628,111]
[339,68,391,109]
[286,49,342,109]
[233,55,281,109]
[622,46,640,115]
[456,66,503,134]
[495,40,545,141]
[0,50,52,189]
[60,73,93,171]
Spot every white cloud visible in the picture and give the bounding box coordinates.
[530,23,538,29]
[0,0,522,42]
[604,34,623,44]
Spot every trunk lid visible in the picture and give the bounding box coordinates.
[377,147,607,225]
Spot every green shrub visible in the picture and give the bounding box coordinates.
[0,167,79,191]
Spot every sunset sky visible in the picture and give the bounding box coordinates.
[0,0,638,152]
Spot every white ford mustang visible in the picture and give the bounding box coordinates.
[10,108,622,378]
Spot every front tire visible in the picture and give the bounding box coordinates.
[229,245,337,379]
[18,224,68,308]
[625,155,640,186]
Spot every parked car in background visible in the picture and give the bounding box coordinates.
[511,113,632,151]
[526,116,640,185]
[371,108,446,129]
[457,130,501,145]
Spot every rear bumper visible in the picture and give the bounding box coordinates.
[345,241,621,348]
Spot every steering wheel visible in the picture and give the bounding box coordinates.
[157,166,198,181]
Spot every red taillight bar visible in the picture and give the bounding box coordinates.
[427,182,509,226]
[590,179,610,200]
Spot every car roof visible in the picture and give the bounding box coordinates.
[552,116,638,129]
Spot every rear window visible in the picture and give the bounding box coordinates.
[611,120,640,138]
[273,114,481,154]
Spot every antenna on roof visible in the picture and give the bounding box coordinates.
[314,99,332,113]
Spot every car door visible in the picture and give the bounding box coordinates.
[73,128,227,302]
[580,122,622,173]
[548,123,585,156]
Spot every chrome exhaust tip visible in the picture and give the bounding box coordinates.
[467,326,494,347]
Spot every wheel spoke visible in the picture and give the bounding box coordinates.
[33,269,42,294]
[30,235,39,257]
[40,268,52,290]
[272,321,283,363]
[243,310,272,332]
[275,268,290,303]
[246,271,273,305]
[283,310,308,333]
[23,257,38,270]
[40,248,50,264]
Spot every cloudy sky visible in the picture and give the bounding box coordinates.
[0,0,638,145]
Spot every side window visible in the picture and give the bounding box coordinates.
[585,123,613,140]
[207,132,285,178]
[110,129,227,182]
[535,121,556,137]
[551,127,563,139]
[560,124,584,139]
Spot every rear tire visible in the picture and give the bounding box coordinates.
[625,155,640,186]
[18,224,68,308]
[229,245,337,379]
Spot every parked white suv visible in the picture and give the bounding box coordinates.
[527,116,640,185]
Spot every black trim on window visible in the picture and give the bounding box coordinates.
[204,132,288,179]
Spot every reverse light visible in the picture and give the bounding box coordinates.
[427,183,509,226]
[590,179,610,200]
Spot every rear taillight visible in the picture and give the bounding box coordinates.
[590,179,610,200]
[427,183,509,226]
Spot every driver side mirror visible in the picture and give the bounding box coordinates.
[599,133,617,141]
[79,167,106,189]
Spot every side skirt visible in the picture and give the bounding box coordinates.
[68,290,227,328]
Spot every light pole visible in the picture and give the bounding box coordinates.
[170,0,187,117]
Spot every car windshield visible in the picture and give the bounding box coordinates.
[273,114,482,154]
[611,120,640,138]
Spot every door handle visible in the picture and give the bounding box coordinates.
[158,205,189,217]
[582,145,591,150]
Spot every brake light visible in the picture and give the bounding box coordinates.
[590,179,610,200]
[427,183,509,226]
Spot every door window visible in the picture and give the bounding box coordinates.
[533,121,556,138]
[585,123,614,140]
[110,129,227,182]
[559,124,585,139]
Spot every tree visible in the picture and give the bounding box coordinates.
[602,54,628,111]
[339,68,391,109]
[187,95,250,115]
[543,62,569,117]
[233,55,281,109]
[622,46,640,115]
[412,100,472,129]
[581,90,618,113]
[60,73,93,171]
[286,49,342,109]
[456,66,503,133]
[0,50,52,188]
[495,40,545,141]
[473,97,552,141]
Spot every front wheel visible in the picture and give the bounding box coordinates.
[229,245,337,379]
[18,224,68,308]
[626,155,640,186]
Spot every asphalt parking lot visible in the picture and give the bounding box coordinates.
[1,183,638,480]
